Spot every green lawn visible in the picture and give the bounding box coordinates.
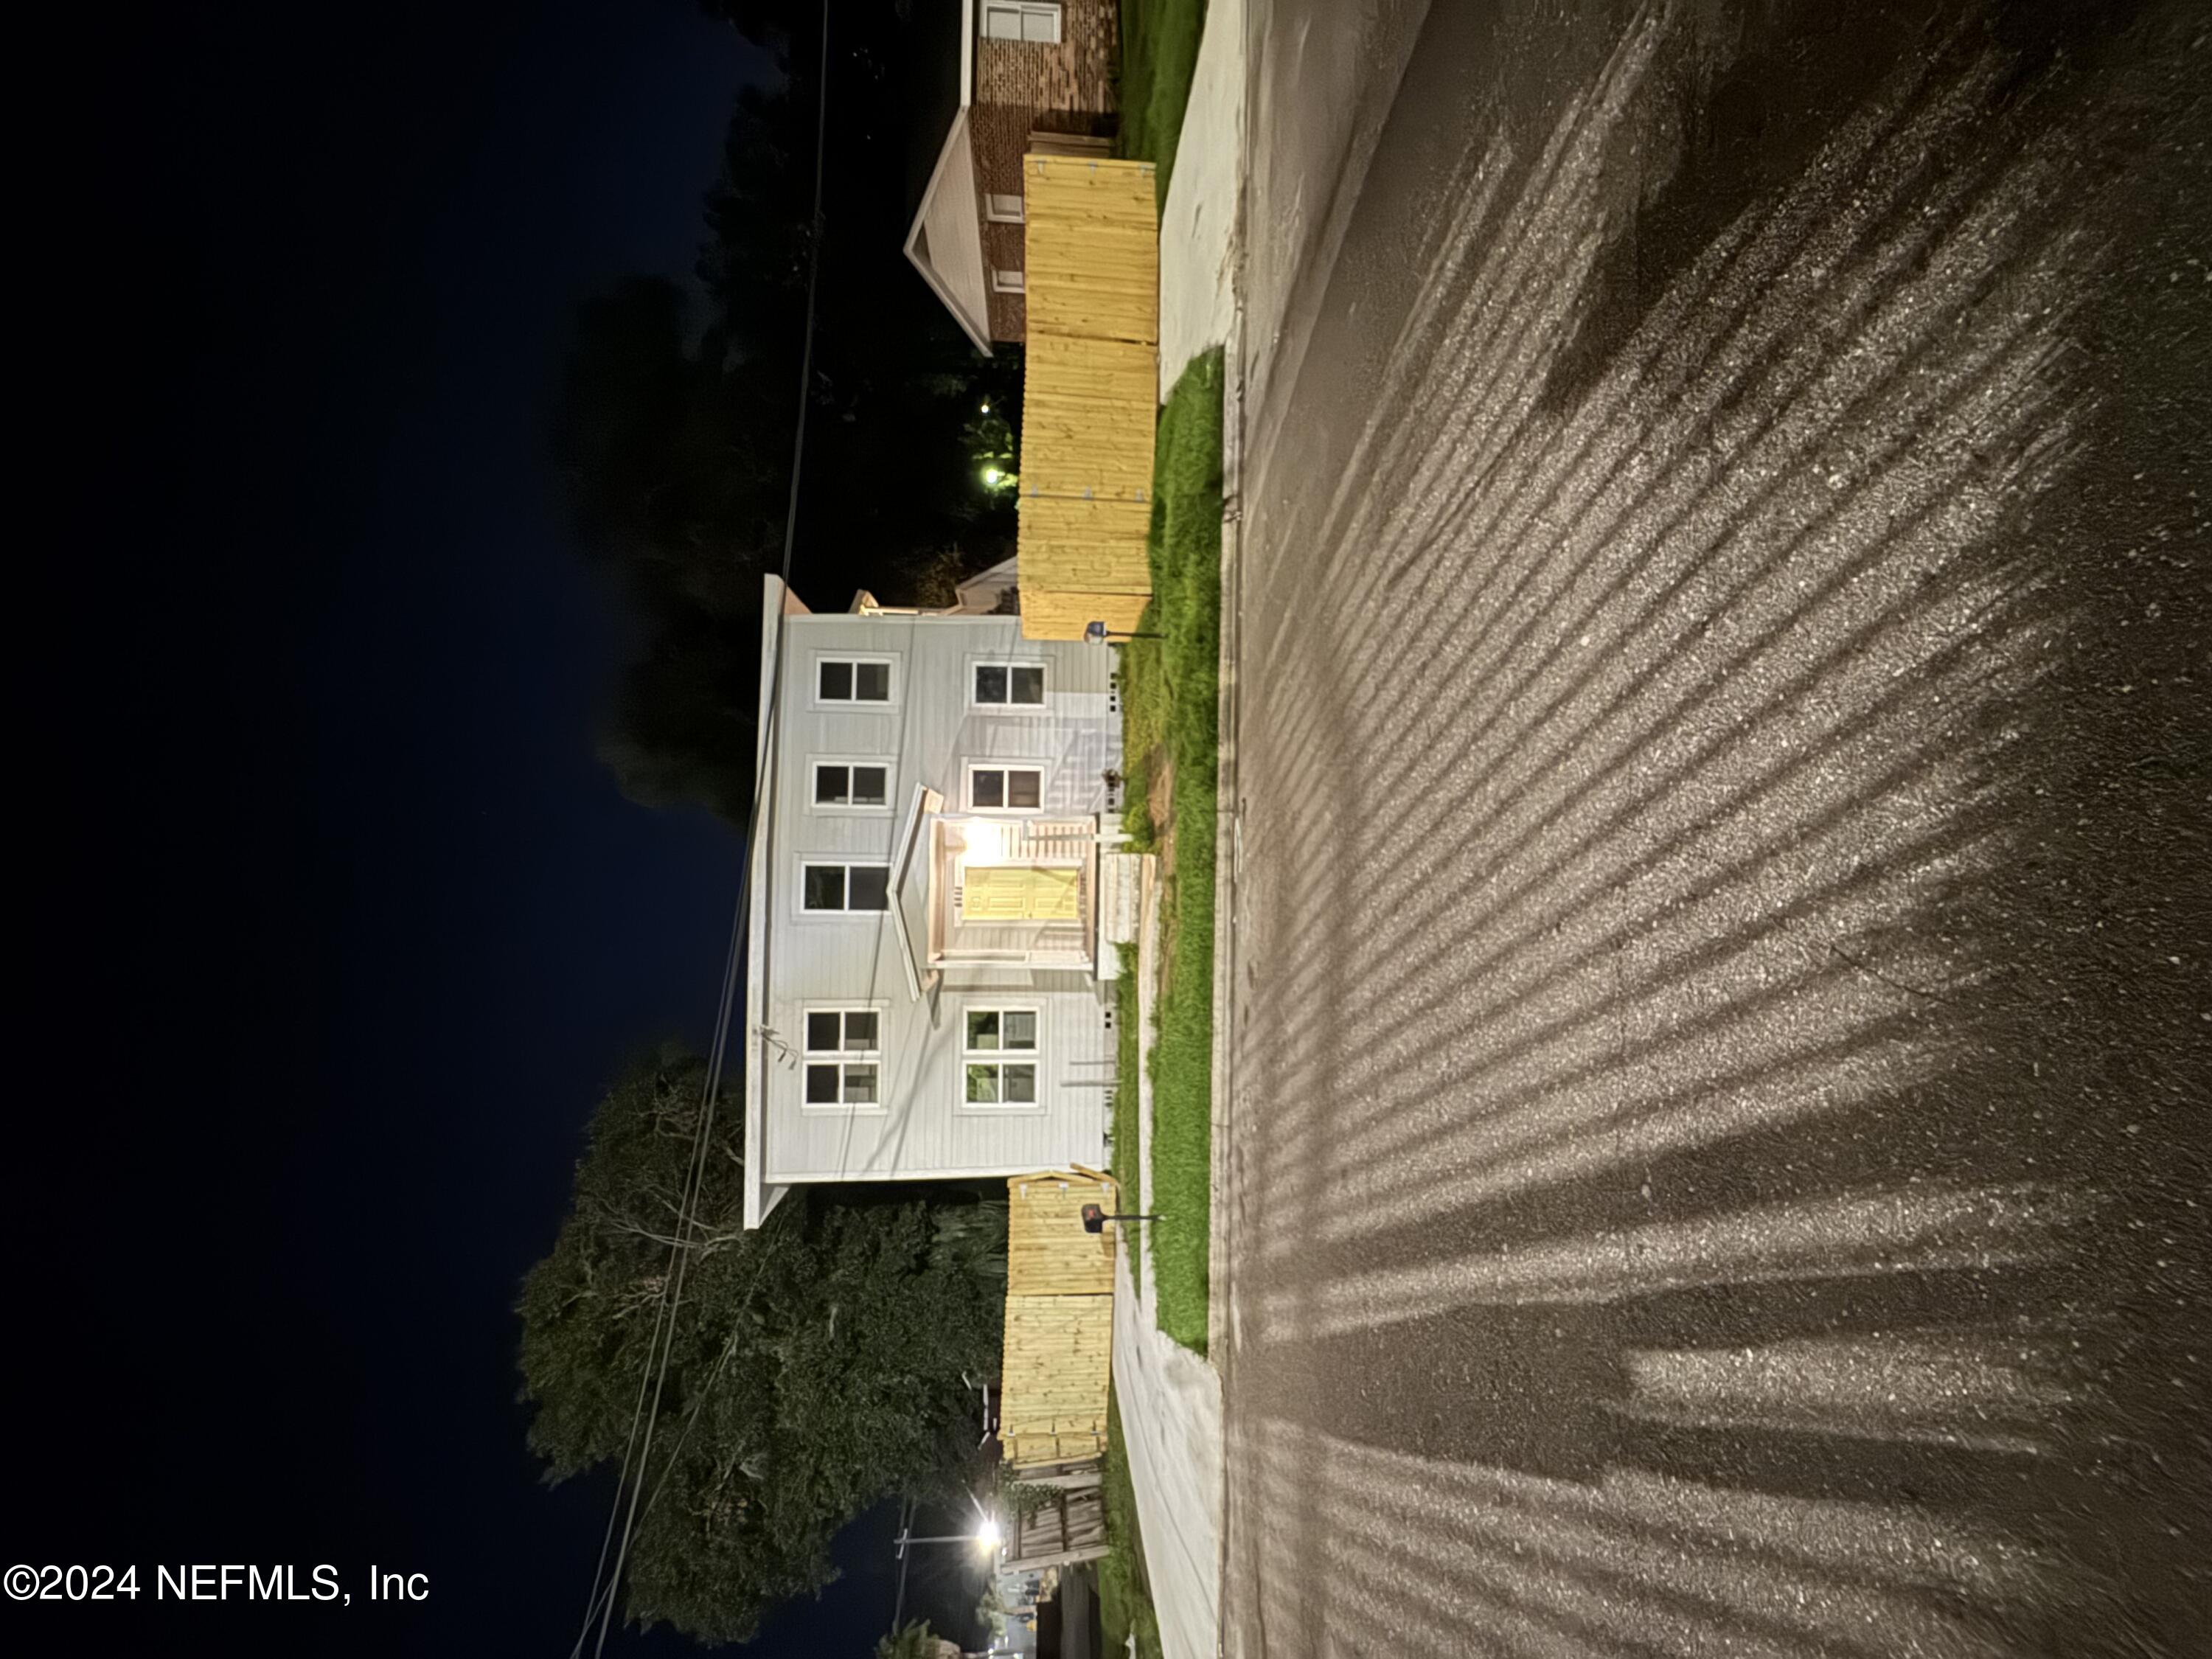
[1117,0,1209,206]
[1099,1385,1166,1659]
[1116,349,1225,1354]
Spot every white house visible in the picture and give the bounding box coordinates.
[742,568,1129,1228]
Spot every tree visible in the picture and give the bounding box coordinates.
[518,1048,1007,1644]
[876,1618,948,1659]
[557,1,1024,824]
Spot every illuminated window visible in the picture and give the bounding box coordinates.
[982,2,1061,44]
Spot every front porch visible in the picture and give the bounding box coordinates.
[926,815,1101,970]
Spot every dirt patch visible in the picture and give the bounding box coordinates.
[1148,754,1180,990]
[1148,754,1177,868]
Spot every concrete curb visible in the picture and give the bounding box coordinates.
[1206,349,1244,1368]
[1206,4,1254,1655]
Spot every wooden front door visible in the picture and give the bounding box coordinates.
[963,864,1082,922]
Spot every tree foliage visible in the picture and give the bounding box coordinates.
[877,1618,947,1659]
[559,1,1023,824]
[518,1048,1006,1644]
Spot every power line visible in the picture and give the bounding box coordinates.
[568,1213,790,1645]
[568,3,835,1652]
[568,892,748,1659]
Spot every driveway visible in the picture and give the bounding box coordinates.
[1220,1,2211,1654]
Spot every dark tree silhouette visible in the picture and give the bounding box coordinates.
[519,1048,1006,1644]
[560,0,1022,823]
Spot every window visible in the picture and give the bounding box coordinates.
[813,760,891,810]
[968,765,1043,811]
[803,1008,881,1107]
[984,192,1025,223]
[982,1,1060,44]
[964,1007,1039,1106]
[973,661,1046,707]
[801,862,891,912]
[816,656,893,704]
[992,267,1026,295]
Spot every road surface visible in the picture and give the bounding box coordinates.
[1219,1,2210,1653]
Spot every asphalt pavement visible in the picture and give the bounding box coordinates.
[1220,1,2211,1654]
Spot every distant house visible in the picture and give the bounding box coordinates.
[741,567,1132,1228]
[904,0,1121,351]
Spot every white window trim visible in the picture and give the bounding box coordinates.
[959,1002,1043,1111]
[810,651,901,709]
[969,656,1048,710]
[964,759,1049,814]
[807,756,897,814]
[982,1,1062,45]
[800,1002,888,1113]
[991,267,1026,295]
[797,860,894,916]
[984,192,1025,224]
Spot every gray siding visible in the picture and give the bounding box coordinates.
[753,604,1119,1184]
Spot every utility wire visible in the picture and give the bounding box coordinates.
[568,4,833,1653]
[568,880,749,1658]
[569,1213,790,1644]
[566,912,738,1659]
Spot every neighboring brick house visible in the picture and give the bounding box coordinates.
[904,0,1119,352]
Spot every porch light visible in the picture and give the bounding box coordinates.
[964,820,1018,864]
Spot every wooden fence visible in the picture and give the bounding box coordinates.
[997,1168,1119,1467]
[1016,154,1159,640]
[1004,1462,1109,1571]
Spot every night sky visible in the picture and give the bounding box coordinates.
[7,1,980,1652]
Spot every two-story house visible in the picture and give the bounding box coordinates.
[742,571,1127,1227]
[903,0,1121,351]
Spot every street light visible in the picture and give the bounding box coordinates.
[890,1502,1005,1631]
[894,1521,1001,1553]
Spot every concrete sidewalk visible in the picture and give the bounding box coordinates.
[1113,858,1222,1659]
[1114,7,1250,1654]
[1156,0,1245,403]
[1113,1248,1221,1659]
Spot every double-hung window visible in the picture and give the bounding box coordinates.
[802,862,891,912]
[991,267,1026,295]
[973,661,1046,708]
[964,1007,1039,1105]
[982,1,1061,44]
[984,192,1025,223]
[813,760,890,810]
[817,657,893,705]
[804,1009,880,1106]
[968,764,1043,811]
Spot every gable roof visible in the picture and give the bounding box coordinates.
[902,0,993,355]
